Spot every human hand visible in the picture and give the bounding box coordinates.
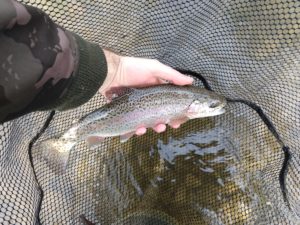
[100,49,194,135]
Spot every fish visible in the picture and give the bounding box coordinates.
[40,84,226,174]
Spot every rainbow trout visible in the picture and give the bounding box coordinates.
[41,85,226,174]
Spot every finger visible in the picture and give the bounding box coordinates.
[103,92,113,103]
[170,122,181,129]
[154,64,194,85]
[136,127,147,136]
[153,124,166,133]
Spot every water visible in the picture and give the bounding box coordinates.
[86,117,258,225]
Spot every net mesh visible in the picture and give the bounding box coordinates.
[0,0,299,224]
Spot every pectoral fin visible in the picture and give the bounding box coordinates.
[85,136,105,148]
[120,132,135,143]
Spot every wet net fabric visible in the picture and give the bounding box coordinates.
[1,0,299,224]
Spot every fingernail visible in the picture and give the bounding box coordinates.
[173,124,180,129]
[187,77,194,83]
[136,131,142,135]
[136,128,147,135]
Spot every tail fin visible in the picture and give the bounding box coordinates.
[40,138,76,175]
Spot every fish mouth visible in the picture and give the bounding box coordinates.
[216,100,226,112]
[209,102,226,116]
[209,107,225,116]
[217,108,226,114]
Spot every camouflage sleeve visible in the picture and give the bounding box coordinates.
[0,0,107,123]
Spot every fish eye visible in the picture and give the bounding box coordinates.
[210,101,221,108]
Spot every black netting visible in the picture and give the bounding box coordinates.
[1,0,299,224]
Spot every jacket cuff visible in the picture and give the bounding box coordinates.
[55,33,107,111]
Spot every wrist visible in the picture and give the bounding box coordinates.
[100,49,121,93]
